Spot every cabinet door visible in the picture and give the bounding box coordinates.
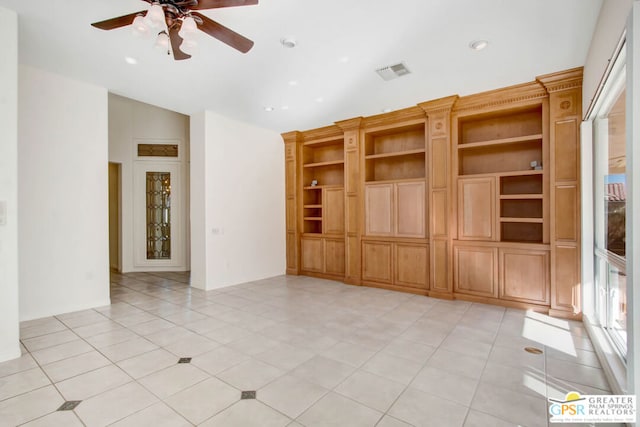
[457,177,496,240]
[395,181,426,238]
[499,248,549,304]
[362,241,392,283]
[301,237,324,273]
[395,244,428,290]
[323,188,345,235]
[453,245,498,298]
[325,239,345,275]
[365,184,394,236]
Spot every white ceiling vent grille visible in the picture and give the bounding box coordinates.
[375,62,411,81]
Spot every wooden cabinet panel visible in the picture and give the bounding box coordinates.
[500,248,549,304]
[301,237,324,272]
[431,137,448,189]
[555,185,577,242]
[285,158,296,199]
[286,199,296,232]
[552,245,579,312]
[431,190,447,237]
[346,236,360,279]
[395,244,428,289]
[347,195,358,234]
[286,232,297,270]
[554,119,579,182]
[323,188,345,235]
[454,245,498,298]
[362,241,392,283]
[325,239,345,275]
[346,149,359,194]
[458,177,496,240]
[365,184,393,236]
[431,240,449,292]
[395,181,426,238]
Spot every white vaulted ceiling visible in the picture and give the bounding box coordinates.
[1,0,602,132]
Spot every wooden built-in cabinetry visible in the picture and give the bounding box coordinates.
[283,68,582,318]
[361,117,429,294]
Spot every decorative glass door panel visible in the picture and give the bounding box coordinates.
[133,161,183,269]
[146,172,171,259]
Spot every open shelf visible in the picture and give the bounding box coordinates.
[364,124,426,182]
[365,152,425,182]
[303,137,343,148]
[459,106,543,145]
[457,134,543,150]
[500,173,543,195]
[500,198,543,218]
[500,194,543,200]
[304,217,322,221]
[303,221,322,234]
[501,222,543,243]
[458,140,542,175]
[500,217,544,223]
[304,204,322,208]
[303,159,345,168]
[365,148,426,160]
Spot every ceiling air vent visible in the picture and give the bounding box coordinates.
[375,62,411,81]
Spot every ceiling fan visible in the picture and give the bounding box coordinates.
[91,0,258,60]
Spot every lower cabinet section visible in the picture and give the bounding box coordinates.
[301,236,345,277]
[453,242,549,306]
[500,247,549,305]
[362,240,428,292]
[453,245,498,298]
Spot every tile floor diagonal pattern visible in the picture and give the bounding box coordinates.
[0,271,619,426]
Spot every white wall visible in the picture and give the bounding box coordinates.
[108,94,190,273]
[583,0,633,114]
[190,112,208,288]
[0,6,20,362]
[190,111,286,290]
[18,65,110,321]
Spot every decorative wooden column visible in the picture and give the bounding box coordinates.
[281,131,302,275]
[537,67,583,319]
[419,96,458,298]
[336,118,363,285]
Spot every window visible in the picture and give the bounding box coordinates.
[592,47,627,358]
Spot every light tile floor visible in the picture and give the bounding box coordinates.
[0,272,618,426]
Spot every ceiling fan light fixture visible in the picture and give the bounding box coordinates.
[145,4,166,29]
[132,15,150,38]
[179,16,198,39]
[180,38,199,55]
[155,31,170,51]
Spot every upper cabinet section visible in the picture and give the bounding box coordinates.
[364,123,426,182]
[457,105,543,176]
[302,136,345,187]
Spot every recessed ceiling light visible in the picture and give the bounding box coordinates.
[339,56,350,63]
[288,80,299,86]
[382,108,392,113]
[264,106,274,112]
[124,56,138,65]
[469,40,489,51]
[315,97,324,103]
[281,105,289,110]
[280,37,297,48]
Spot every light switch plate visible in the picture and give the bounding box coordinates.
[0,201,6,226]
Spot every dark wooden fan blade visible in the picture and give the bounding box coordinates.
[91,11,146,30]
[169,25,192,61]
[192,0,258,10]
[192,11,254,53]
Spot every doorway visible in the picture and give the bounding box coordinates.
[109,162,121,272]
